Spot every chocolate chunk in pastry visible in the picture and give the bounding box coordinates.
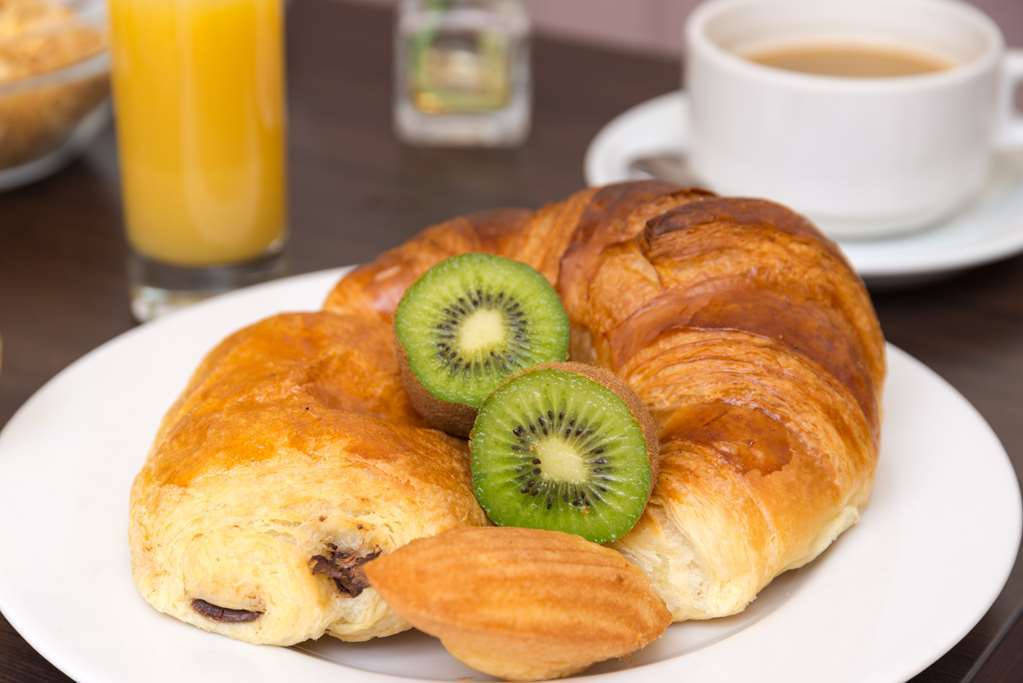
[310,545,380,597]
[191,599,262,623]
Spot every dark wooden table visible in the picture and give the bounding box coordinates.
[2,1,1022,681]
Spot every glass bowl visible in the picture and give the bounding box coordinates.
[0,0,110,191]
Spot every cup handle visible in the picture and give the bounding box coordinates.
[1002,49,1023,148]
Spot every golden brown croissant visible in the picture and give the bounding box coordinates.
[325,181,883,621]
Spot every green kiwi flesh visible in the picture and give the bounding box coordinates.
[395,253,569,435]
[470,363,657,543]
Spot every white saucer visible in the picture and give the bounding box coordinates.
[585,92,1023,287]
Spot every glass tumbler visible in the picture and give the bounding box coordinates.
[395,0,531,147]
[108,0,287,321]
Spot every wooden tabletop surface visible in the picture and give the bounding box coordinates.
[2,1,1022,681]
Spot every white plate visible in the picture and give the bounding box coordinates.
[585,91,1023,287]
[0,269,1019,683]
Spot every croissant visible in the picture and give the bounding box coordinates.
[324,181,883,621]
[130,181,882,647]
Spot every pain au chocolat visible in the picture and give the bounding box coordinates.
[130,181,882,645]
[129,312,486,644]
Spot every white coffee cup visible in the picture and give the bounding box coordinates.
[685,0,1023,239]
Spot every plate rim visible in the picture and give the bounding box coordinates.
[0,268,1019,683]
[583,90,1023,279]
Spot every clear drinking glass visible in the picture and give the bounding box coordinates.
[395,0,531,147]
[108,0,287,321]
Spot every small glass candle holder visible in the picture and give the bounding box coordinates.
[395,0,531,147]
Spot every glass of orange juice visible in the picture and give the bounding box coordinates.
[108,0,287,321]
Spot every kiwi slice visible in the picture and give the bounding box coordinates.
[470,362,659,543]
[395,253,570,436]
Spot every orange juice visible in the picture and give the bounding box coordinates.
[109,0,286,267]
